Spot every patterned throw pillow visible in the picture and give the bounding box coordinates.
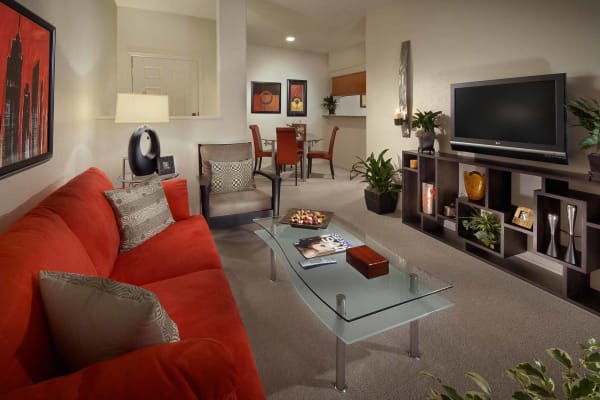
[104,177,174,252]
[39,271,180,371]
[209,158,256,194]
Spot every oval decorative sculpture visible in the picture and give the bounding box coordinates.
[464,171,485,201]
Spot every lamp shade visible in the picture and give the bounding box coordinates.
[115,93,169,124]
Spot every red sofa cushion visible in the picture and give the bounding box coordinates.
[144,269,266,400]
[2,339,238,400]
[110,216,222,286]
[0,208,98,391]
[161,178,191,221]
[38,168,120,277]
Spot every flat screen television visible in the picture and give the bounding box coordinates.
[450,73,567,164]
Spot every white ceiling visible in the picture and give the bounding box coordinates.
[114,0,216,19]
[114,0,395,53]
[247,0,396,53]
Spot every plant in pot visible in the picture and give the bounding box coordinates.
[566,97,600,177]
[461,210,501,250]
[350,149,401,215]
[412,109,443,154]
[322,95,338,115]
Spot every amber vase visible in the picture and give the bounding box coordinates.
[464,171,485,201]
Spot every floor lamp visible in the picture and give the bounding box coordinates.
[115,93,170,176]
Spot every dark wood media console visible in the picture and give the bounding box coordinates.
[402,150,600,315]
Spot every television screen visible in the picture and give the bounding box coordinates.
[451,74,567,164]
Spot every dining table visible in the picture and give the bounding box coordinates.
[262,134,322,182]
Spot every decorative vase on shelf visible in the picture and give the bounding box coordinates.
[563,204,577,265]
[545,213,558,258]
[463,171,485,201]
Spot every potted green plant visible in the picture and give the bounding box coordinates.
[421,337,599,400]
[461,210,501,250]
[412,109,442,154]
[322,95,338,115]
[350,149,401,214]
[566,97,600,175]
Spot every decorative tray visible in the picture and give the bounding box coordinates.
[280,208,333,229]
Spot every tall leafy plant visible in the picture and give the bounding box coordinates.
[566,97,600,151]
[350,149,400,194]
[421,338,600,400]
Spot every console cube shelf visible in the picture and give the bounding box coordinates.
[402,150,600,315]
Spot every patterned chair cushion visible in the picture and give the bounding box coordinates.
[104,177,174,252]
[39,271,180,371]
[209,158,256,194]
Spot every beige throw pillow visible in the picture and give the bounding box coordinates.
[209,158,255,194]
[39,271,180,371]
[104,177,174,252]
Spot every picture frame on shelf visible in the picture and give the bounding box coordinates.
[157,155,175,175]
[512,206,534,229]
[360,94,367,108]
[251,81,281,114]
[0,0,55,180]
[287,79,307,117]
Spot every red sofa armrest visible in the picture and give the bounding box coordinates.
[3,339,237,400]
[162,178,191,221]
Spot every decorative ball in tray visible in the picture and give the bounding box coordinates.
[282,208,333,229]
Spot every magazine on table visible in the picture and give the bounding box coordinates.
[294,233,353,259]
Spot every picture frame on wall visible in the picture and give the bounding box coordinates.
[0,0,55,180]
[287,79,307,117]
[251,81,281,114]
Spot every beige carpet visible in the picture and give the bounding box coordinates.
[211,161,600,400]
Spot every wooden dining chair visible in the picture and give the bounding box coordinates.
[249,125,272,172]
[276,127,302,186]
[308,126,339,179]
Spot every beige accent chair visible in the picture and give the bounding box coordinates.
[198,143,281,228]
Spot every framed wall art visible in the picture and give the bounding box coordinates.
[251,81,281,114]
[157,155,175,175]
[287,79,307,117]
[0,0,55,180]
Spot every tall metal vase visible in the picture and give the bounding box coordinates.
[545,213,558,258]
[563,204,577,264]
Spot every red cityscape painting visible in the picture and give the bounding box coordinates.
[0,0,55,180]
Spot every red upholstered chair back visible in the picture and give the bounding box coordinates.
[327,126,340,156]
[249,125,263,153]
[276,128,299,165]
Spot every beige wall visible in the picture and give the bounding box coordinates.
[96,0,247,215]
[367,0,600,174]
[326,44,367,169]
[0,0,247,229]
[328,43,365,77]
[116,7,218,116]
[246,44,329,157]
[0,0,116,232]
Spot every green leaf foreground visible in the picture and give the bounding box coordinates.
[421,338,599,400]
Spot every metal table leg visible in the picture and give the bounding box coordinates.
[334,294,347,392]
[270,248,276,282]
[408,273,421,358]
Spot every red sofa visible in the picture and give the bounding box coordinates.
[0,168,265,399]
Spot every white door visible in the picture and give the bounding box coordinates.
[131,54,200,116]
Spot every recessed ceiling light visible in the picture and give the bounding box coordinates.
[286,36,295,42]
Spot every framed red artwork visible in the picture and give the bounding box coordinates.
[0,0,55,180]
[287,79,307,117]
[251,81,281,114]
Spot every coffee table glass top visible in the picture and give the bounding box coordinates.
[254,215,453,343]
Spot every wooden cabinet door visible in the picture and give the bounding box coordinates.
[331,71,366,96]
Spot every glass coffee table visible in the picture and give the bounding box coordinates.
[254,215,453,392]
